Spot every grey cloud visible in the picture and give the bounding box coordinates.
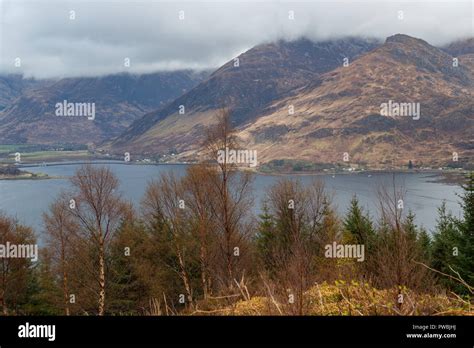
[0,0,472,79]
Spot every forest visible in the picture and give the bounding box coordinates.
[0,110,472,316]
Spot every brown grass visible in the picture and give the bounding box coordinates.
[197,281,473,316]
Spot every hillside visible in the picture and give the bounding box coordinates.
[0,74,54,111]
[443,37,474,56]
[109,34,473,169]
[236,34,474,168]
[108,38,379,155]
[0,71,207,144]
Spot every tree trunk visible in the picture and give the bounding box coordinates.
[63,268,70,316]
[222,170,234,290]
[0,290,6,315]
[1,263,7,315]
[61,243,70,316]
[177,249,193,306]
[200,225,208,300]
[98,239,106,316]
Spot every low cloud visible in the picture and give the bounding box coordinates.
[0,0,472,79]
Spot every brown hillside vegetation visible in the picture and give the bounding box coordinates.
[108,35,473,169]
[188,281,472,316]
[237,35,474,168]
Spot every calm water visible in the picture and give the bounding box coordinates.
[0,162,462,241]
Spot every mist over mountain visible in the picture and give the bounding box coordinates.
[443,38,474,56]
[2,1,472,78]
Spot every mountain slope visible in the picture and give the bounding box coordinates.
[109,35,473,168]
[236,34,474,168]
[0,71,207,144]
[109,38,379,154]
[443,37,474,56]
[0,75,54,111]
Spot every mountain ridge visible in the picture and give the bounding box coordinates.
[108,37,381,154]
[0,71,207,144]
[1,34,472,169]
[109,34,473,168]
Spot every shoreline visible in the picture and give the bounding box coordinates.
[0,158,469,185]
[0,174,58,181]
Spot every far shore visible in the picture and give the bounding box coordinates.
[0,158,469,186]
[0,173,61,181]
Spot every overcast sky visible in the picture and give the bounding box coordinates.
[0,0,472,79]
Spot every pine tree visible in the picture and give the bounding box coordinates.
[343,195,375,248]
[23,254,62,315]
[320,199,340,244]
[431,198,466,293]
[108,217,150,314]
[456,172,474,291]
[431,173,474,294]
[403,211,417,237]
[256,203,276,272]
[403,211,432,263]
[417,229,432,263]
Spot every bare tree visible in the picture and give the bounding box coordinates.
[142,173,195,307]
[43,192,79,315]
[69,165,125,315]
[373,175,433,298]
[203,108,254,291]
[258,179,333,314]
[183,164,217,299]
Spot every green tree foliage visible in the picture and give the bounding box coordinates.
[22,253,62,315]
[254,179,334,314]
[256,203,276,272]
[0,215,37,315]
[108,215,151,315]
[457,172,474,291]
[431,202,461,290]
[432,172,474,294]
[343,196,375,248]
[402,211,431,263]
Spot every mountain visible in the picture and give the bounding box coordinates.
[110,34,473,168]
[108,38,379,154]
[0,74,54,111]
[0,71,207,144]
[236,34,474,168]
[443,37,474,84]
[443,37,474,56]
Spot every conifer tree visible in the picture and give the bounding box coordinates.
[431,173,474,294]
[456,172,474,291]
[256,203,277,273]
[343,195,375,249]
[431,202,461,290]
